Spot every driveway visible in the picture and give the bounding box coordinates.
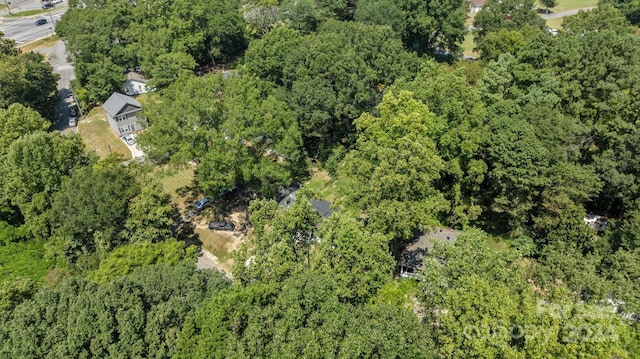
[121,134,145,159]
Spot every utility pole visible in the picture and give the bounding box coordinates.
[48,10,54,28]
[3,0,12,15]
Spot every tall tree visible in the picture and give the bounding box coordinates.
[473,0,545,42]
[0,263,229,359]
[337,91,448,242]
[0,46,59,120]
[395,0,468,54]
[0,103,50,154]
[1,132,93,237]
[49,165,140,260]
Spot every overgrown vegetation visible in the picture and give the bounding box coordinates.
[1,0,639,357]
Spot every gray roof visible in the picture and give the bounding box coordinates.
[102,92,141,117]
[310,200,332,218]
[398,227,461,270]
[278,190,332,218]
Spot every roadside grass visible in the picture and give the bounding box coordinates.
[546,17,565,30]
[78,107,131,159]
[8,9,49,17]
[18,35,59,52]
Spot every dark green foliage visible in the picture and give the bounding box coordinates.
[473,0,545,41]
[0,42,59,120]
[56,0,247,100]
[244,20,419,157]
[0,277,38,312]
[395,0,468,54]
[0,263,230,358]
[600,0,640,24]
[50,165,140,260]
[175,272,433,358]
[1,132,94,238]
[563,4,636,35]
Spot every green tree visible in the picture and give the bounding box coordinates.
[0,49,59,120]
[120,183,178,243]
[1,132,93,237]
[0,103,50,154]
[337,91,448,242]
[49,165,140,260]
[0,263,229,358]
[395,0,468,54]
[233,190,321,284]
[563,4,636,35]
[312,213,394,303]
[196,75,303,196]
[354,0,405,34]
[244,21,419,157]
[390,61,487,227]
[540,0,557,11]
[473,0,545,41]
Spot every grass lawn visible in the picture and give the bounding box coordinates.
[196,228,236,264]
[154,166,196,209]
[305,168,349,203]
[18,35,59,52]
[545,17,565,30]
[462,33,478,58]
[78,107,131,159]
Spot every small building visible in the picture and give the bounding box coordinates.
[102,92,145,136]
[122,72,149,96]
[278,189,332,218]
[398,228,460,278]
[468,0,485,13]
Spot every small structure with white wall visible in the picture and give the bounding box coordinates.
[122,72,149,96]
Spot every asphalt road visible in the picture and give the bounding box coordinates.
[0,8,65,45]
[540,7,596,20]
[35,40,78,133]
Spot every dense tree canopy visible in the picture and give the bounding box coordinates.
[0,36,59,120]
[57,0,247,101]
[0,263,229,358]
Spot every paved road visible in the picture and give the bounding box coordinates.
[541,6,596,20]
[35,40,78,133]
[0,8,65,44]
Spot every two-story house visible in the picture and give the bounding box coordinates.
[102,92,145,136]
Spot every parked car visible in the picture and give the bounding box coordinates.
[194,198,212,210]
[123,134,135,145]
[68,117,77,127]
[52,0,63,4]
[208,221,235,231]
[69,107,78,117]
[35,18,47,26]
[42,2,53,9]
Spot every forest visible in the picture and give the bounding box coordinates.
[1,0,639,357]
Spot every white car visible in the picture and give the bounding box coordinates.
[52,0,63,4]
[123,134,135,146]
[68,117,77,127]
